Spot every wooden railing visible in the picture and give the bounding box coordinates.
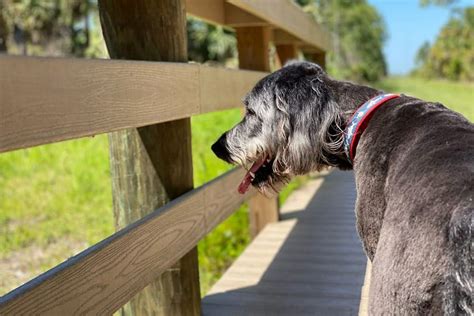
[0,1,330,314]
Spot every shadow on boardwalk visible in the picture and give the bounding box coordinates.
[203,170,368,316]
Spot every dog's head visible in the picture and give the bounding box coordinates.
[211,61,345,195]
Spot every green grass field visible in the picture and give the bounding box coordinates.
[1,76,472,295]
[376,76,473,121]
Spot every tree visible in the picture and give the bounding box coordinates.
[415,7,474,81]
[187,17,236,65]
[415,41,431,67]
[298,0,387,82]
[1,0,105,57]
[420,0,458,6]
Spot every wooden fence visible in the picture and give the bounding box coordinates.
[0,1,330,314]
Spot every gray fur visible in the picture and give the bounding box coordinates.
[211,61,473,315]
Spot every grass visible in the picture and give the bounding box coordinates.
[0,106,291,295]
[375,76,473,121]
[1,76,472,295]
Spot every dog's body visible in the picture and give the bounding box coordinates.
[212,61,473,314]
[353,94,473,315]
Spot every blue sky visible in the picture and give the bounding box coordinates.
[367,0,473,75]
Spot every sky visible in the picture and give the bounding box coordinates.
[367,0,473,75]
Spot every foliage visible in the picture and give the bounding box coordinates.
[0,108,244,295]
[297,0,387,82]
[0,0,106,57]
[413,7,474,81]
[420,0,458,6]
[187,17,237,65]
[1,1,235,63]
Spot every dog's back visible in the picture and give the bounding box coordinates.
[354,96,473,315]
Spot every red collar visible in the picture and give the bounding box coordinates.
[343,93,400,164]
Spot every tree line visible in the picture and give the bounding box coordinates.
[4,1,469,82]
[1,0,389,83]
[415,5,473,81]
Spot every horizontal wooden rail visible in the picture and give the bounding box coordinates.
[0,55,265,153]
[186,0,331,52]
[0,168,255,315]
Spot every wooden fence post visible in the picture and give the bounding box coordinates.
[98,1,201,315]
[306,51,326,69]
[235,26,279,237]
[276,44,299,65]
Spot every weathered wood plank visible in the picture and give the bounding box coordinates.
[199,66,264,113]
[0,55,199,152]
[98,1,201,313]
[186,0,226,25]
[204,291,361,308]
[209,279,364,299]
[202,171,368,315]
[236,26,271,72]
[186,0,331,51]
[276,44,299,65]
[0,56,266,153]
[228,0,331,51]
[0,168,255,315]
[203,303,357,316]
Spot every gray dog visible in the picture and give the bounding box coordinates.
[211,61,473,315]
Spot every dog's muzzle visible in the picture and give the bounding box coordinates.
[211,133,232,163]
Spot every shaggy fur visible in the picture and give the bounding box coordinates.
[211,61,473,315]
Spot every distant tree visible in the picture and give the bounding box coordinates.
[187,17,236,65]
[420,0,458,6]
[298,0,387,82]
[415,41,431,67]
[1,2,233,62]
[415,7,473,81]
[1,0,105,57]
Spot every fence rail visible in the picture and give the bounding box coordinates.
[0,169,255,314]
[186,0,331,51]
[0,56,265,153]
[0,0,330,314]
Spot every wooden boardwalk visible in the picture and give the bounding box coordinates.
[202,170,369,315]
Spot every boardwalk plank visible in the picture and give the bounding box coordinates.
[202,170,367,315]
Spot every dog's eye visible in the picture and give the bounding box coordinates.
[247,108,256,116]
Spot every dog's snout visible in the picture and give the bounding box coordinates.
[212,133,232,162]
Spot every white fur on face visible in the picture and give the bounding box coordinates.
[226,101,277,167]
[219,62,346,193]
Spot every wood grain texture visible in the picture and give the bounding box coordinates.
[228,0,331,51]
[186,0,330,51]
[0,56,266,153]
[275,44,299,66]
[199,65,265,113]
[0,55,199,153]
[273,29,303,45]
[236,27,271,72]
[186,0,267,27]
[98,0,201,314]
[0,168,255,315]
[186,0,226,25]
[248,197,279,237]
[224,2,267,27]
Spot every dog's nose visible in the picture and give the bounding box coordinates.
[212,133,231,162]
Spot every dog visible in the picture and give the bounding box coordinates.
[211,61,473,315]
